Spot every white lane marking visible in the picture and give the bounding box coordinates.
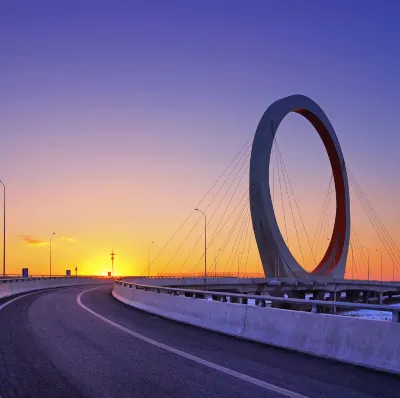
[77,287,309,398]
[0,289,58,311]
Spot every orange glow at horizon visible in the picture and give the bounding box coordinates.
[2,112,399,281]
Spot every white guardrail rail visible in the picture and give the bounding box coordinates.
[0,276,113,300]
[114,279,400,321]
[113,278,400,375]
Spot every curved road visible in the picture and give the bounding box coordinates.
[0,285,399,397]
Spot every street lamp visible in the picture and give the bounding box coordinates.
[195,208,207,283]
[50,232,55,276]
[376,249,382,282]
[148,241,154,278]
[0,180,5,277]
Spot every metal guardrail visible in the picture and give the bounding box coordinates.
[119,275,268,280]
[118,276,400,289]
[115,279,400,322]
[0,276,113,283]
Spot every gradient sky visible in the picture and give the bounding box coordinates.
[1,1,400,278]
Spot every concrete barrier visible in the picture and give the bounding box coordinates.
[0,277,112,300]
[113,283,400,375]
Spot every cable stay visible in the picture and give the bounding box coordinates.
[142,134,254,277]
[348,169,400,276]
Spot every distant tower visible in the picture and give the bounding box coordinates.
[110,249,115,277]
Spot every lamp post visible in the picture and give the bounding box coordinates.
[49,232,55,276]
[195,208,207,283]
[148,241,154,278]
[376,249,382,282]
[0,180,5,277]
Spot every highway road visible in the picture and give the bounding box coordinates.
[0,286,399,398]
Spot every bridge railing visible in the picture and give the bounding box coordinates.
[114,279,400,322]
[0,276,113,283]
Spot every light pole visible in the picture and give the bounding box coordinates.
[49,232,55,276]
[148,241,154,278]
[376,249,382,282]
[195,208,207,282]
[0,180,5,277]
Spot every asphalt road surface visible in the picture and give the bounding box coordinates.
[0,285,399,398]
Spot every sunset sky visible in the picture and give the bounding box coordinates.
[1,1,400,278]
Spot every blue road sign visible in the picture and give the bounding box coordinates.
[22,268,28,278]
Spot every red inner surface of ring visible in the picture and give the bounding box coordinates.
[293,109,346,274]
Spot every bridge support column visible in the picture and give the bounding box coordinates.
[311,303,318,313]
[328,292,340,314]
[363,292,369,303]
[257,299,266,307]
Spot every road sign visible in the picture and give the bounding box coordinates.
[22,268,28,278]
[66,270,71,276]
